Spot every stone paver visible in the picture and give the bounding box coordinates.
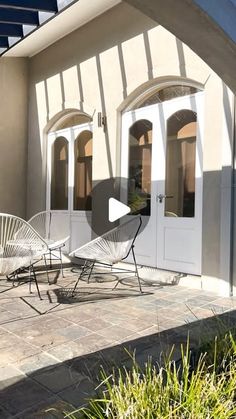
[0,266,236,417]
[0,377,52,416]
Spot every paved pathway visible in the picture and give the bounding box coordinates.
[0,266,236,417]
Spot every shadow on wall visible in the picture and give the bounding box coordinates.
[28,2,202,217]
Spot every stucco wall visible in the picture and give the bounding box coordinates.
[0,57,28,218]
[27,2,234,293]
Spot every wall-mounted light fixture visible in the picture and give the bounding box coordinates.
[98,112,107,131]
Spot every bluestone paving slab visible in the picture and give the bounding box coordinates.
[0,342,41,366]
[159,318,186,330]
[0,366,26,390]
[0,405,11,419]
[213,297,236,307]
[0,377,52,415]
[57,378,96,409]
[138,325,165,336]
[31,364,86,393]
[202,303,230,314]
[13,353,59,375]
[186,307,216,319]
[56,324,91,340]
[111,317,156,332]
[98,324,136,341]
[0,333,23,349]
[47,334,114,362]
[1,314,51,333]
[55,308,93,323]
[45,341,93,362]
[0,311,21,323]
[21,332,69,349]
[79,318,113,332]
[0,302,35,317]
[12,396,63,419]
[0,326,8,335]
[0,268,236,417]
[100,311,143,324]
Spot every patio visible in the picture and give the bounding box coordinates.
[0,265,236,418]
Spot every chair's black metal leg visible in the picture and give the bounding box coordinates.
[112,267,120,290]
[132,245,142,293]
[43,254,50,284]
[12,272,16,287]
[59,247,64,278]
[87,261,94,284]
[49,249,52,269]
[29,266,32,294]
[32,266,42,300]
[71,272,82,297]
[71,260,94,297]
[71,261,87,296]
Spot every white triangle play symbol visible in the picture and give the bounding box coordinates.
[108,198,131,222]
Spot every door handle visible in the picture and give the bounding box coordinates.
[157,194,174,203]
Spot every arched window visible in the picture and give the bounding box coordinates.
[51,136,68,210]
[54,113,92,130]
[128,119,152,215]
[165,109,197,217]
[137,85,200,108]
[74,130,93,210]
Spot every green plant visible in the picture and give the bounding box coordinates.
[128,192,146,213]
[51,333,236,418]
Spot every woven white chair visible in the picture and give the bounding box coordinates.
[69,216,143,296]
[0,213,48,299]
[28,211,70,281]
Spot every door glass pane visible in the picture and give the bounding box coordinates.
[74,130,92,210]
[51,136,68,210]
[165,110,197,217]
[128,119,152,215]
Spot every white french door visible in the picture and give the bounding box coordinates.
[121,92,204,274]
[47,122,93,252]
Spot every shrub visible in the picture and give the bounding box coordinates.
[49,334,236,418]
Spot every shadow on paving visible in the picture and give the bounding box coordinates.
[53,285,153,304]
[1,309,236,418]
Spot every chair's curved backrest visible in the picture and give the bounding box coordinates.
[70,216,142,264]
[28,211,51,240]
[28,211,70,246]
[0,213,48,276]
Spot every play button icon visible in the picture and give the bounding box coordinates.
[108,198,130,222]
[85,177,148,239]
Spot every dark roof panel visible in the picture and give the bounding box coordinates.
[0,0,76,55]
[0,1,58,12]
[0,9,39,25]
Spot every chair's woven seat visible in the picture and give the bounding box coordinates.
[69,216,143,295]
[71,217,141,264]
[0,213,48,298]
[28,211,70,280]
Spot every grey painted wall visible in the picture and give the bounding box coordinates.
[124,0,236,93]
[0,57,28,218]
[27,3,156,218]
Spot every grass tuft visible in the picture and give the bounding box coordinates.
[51,332,236,418]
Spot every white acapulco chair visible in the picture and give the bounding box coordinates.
[69,216,143,296]
[28,211,70,281]
[0,213,48,299]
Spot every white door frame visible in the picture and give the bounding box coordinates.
[46,122,93,251]
[121,92,204,274]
